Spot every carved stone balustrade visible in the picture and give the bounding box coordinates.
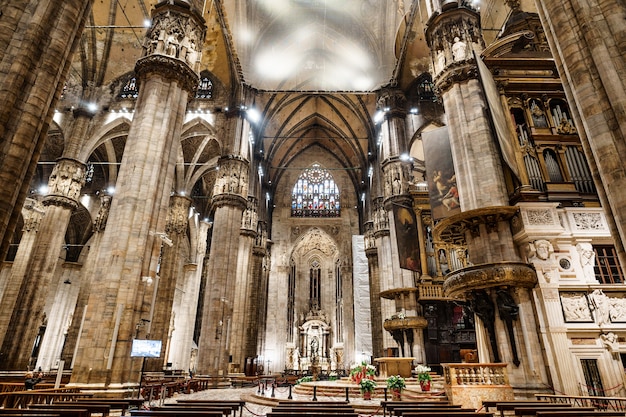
[442,362,514,408]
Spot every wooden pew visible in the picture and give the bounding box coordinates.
[74,399,144,415]
[535,412,626,417]
[129,411,223,417]
[0,409,89,417]
[276,401,350,405]
[382,401,451,415]
[393,408,474,416]
[513,407,594,416]
[486,401,569,417]
[28,403,111,417]
[154,405,234,416]
[402,413,493,417]
[174,400,245,417]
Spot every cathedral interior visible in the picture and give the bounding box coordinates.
[1,0,626,399]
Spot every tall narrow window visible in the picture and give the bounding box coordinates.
[291,164,340,217]
[580,359,604,397]
[335,260,343,342]
[310,260,321,310]
[287,261,296,342]
[594,245,623,284]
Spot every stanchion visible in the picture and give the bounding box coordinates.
[271,382,276,398]
[261,380,265,395]
[312,386,318,401]
[384,387,388,401]
[345,387,350,403]
[288,384,293,400]
[257,380,261,395]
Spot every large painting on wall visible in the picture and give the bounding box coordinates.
[422,127,461,221]
[393,203,420,272]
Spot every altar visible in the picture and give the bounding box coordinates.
[374,357,415,378]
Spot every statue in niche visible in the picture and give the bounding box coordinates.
[576,242,596,281]
[589,289,611,326]
[292,347,300,370]
[530,100,548,128]
[452,37,467,61]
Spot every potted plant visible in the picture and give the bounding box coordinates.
[415,364,432,391]
[350,361,376,384]
[359,378,377,400]
[386,375,406,400]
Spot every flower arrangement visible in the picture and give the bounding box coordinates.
[295,376,313,385]
[350,361,376,384]
[415,364,432,383]
[359,378,377,393]
[386,375,406,391]
[329,371,338,381]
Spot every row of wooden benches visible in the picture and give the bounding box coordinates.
[1,399,246,417]
[481,399,626,417]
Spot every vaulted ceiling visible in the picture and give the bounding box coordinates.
[54,0,521,213]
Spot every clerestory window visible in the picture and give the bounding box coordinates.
[291,164,340,217]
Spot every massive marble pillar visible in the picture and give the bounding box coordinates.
[197,156,249,377]
[376,88,427,359]
[229,197,257,371]
[364,222,384,359]
[0,1,92,262]
[60,194,112,367]
[69,1,205,388]
[168,219,209,372]
[144,195,191,372]
[0,157,86,369]
[534,0,626,271]
[425,3,541,391]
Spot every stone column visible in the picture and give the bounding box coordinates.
[167,219,209,372]
[143,195,191,372]
[0,198,45,349]
[364,224,384,359]
[253,225,271,363]
[0,1,92,261]
[535,0,626,271]
[60,194,112,367]
[197,156,249,377]
[70,1,205,388]
[0,157,86,369]
[229,197,257,371]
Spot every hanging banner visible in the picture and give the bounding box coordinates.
[474,48,521,181]
[422,127,461,220]
[392,203,421,272]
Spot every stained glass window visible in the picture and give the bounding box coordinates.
[291,164,340,217]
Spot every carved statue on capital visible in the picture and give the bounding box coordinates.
[93,194,112,232]
[45,159,87,207]
[143,4,206,72]
[22,198,45,232]
[166,195,191,235]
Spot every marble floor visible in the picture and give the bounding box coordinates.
[157,384,388,417]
